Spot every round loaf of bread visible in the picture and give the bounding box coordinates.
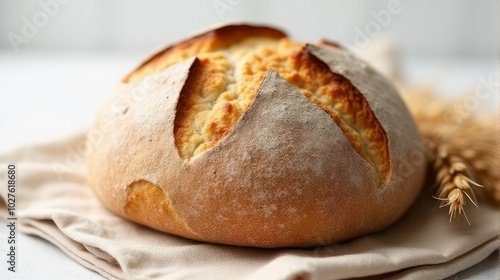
[86,24,426,248]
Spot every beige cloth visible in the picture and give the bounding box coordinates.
[0,133,498,280]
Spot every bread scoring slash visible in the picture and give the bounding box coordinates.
[86,24,425,248]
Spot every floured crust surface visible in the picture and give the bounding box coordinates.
[86,24,425,248]
[125,26,389,185]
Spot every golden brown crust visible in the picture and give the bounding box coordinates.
[144,31,390,184]
[124,180,200,239]
[86,24,425,248]
[124,24,286,83]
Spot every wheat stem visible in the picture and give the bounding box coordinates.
[401,88,500,223]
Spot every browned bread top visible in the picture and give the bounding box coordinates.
[125,25,389,186]
[86,24,425,248]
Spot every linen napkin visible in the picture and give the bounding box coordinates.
[0,133,498,280]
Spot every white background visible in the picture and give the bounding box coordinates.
[0,0,497,56]
[0,0,498,279]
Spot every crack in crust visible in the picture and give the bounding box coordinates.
[124,180,200,239]
[125,29,389,186]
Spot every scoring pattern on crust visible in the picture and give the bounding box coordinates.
[125,29,389,186]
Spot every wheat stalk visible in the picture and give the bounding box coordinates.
[427,140,482,224]
[399,86,500,223]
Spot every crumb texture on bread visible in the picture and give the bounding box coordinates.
[126,27,389,185]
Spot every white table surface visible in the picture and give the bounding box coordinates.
[0,50,498,279]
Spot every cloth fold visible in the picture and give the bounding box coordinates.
[0,134,498,280]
